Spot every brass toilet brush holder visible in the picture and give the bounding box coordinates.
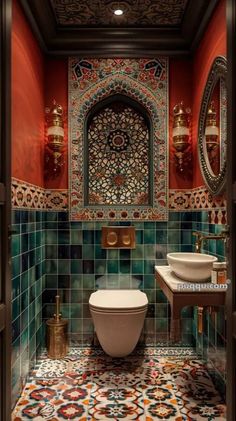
[46,295,68,359]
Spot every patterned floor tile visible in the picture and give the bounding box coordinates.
[12,347,226,420]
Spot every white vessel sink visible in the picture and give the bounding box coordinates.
[167,252,218,282]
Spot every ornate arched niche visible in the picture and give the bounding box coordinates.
[69,58,168,220]
[85,94,152,206]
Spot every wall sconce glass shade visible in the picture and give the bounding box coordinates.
[45,101,64,176]
[172,101,191,173]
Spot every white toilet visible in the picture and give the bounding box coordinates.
[89,289,148,357]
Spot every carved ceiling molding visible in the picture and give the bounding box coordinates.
[50,0,187,27]
[20,0,219,56]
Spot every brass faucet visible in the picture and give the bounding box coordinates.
[192,229,228,253]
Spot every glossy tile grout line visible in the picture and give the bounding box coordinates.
[12,347,226,420]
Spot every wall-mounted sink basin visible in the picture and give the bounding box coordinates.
[167,252,218,282]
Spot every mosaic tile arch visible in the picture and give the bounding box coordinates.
[69,57,168,221]
[86,93,152,206]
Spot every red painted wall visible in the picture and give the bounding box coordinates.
[44,59,68,189]
[169,58,193,189]
[12,0,226,192]
[192,0,226,187]
[12,0,45,187]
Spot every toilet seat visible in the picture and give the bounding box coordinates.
[89,306,147,314]
[89,290,148,312]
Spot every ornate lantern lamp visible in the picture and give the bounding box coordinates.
[205,101,219,165]
[172,102,191,174]
[45,100,65,177]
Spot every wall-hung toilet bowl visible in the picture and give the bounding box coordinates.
[89,290,148,357]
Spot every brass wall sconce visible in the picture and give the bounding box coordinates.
[172,101,191,174]
[205,101,219,166]
[45,100,65,177]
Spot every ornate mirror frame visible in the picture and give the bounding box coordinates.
[198,56,227,195]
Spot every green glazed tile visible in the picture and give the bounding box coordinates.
[71,275,83,289]
[120,260,130,274]
[70,290,83,303]
[156,289,168,303]
[29,267,36,286]
[21,271,28,293]
[45,212,57,222]
[144,245,155,260]
[107,249,119,259]
[82,275,95,289]
[45,260,57,274]
[95,260,107,275]
[144,222,156,229]
[120,249,130,260]
[71,230,83,245]
[119,276,131,288]
[29,301,35,322]
[60,304,70,318]
[144,230,155,244]
[12,276,21,300]
[12,256,21,278]
[12,235,20,257]
[168,212,181,221]
[144,275,155,289]
[135,230,143,244]
[144,289,156,303]
[29,232,36,250]
[82,244,94,259]
[35,247,41,264]
[58,260,70,274]
[71,319,83,333]
[58,230,70,245]
[45,275,58,289]
[83,230,94,244]
[71,260,82,274]
[95,245,106,259]
[156,230,167,244]
[155,304,168,318]
[12,297,21,321]
[70,303,82,318]
[83,318,94,333]
[168,221,181,230]
[21,308,29,332]
[46,230,57,245]
[131,245,144,259]
[131,260,143,274]
[155,318,168,332]
[144,260,155,274]
[107,260,119,273]
[70,222,82,230]
[168,230,180,244]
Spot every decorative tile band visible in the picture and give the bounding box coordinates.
[12,178,46,209]
[12,178,68,211]
[169,186,226,212]
[45,189,68,210]
[12,179,226,220]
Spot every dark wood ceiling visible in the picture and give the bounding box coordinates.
[20,0,220,57]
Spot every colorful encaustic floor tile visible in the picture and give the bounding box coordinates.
[12,347,226,420]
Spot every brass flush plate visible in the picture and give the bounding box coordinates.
[102,226,136,249]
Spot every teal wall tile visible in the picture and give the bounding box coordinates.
[12,207,226,405]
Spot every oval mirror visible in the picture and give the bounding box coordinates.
[198,56,227,195]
